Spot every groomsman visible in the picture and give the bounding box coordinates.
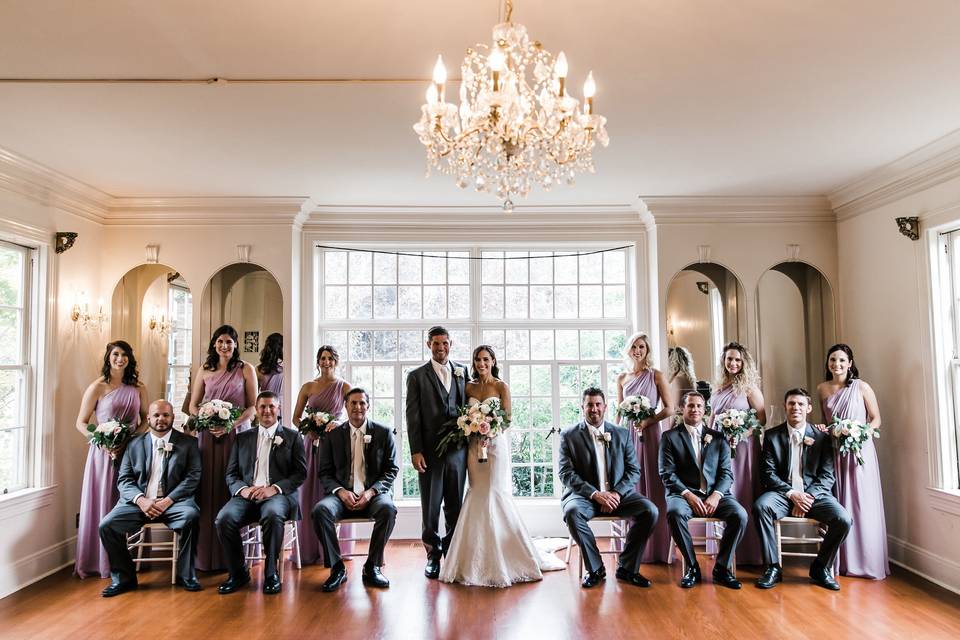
[559,387,659,588]
[659,391,746,589]
[753,388,852,590]
[313,387,399,591]
[98,400,201,596]
[215,391,306,595]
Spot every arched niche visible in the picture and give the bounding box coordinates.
[199,263,283,369]
[110,264,192,423]
[757,261,835,423]
[665,262,747,386]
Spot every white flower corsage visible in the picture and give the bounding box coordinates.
[602,432,612,446]
[162,442,173,454]
[273,435,284,447]
[363,434,373,446]
[453,366,465,378]
[803,436,815,447]
[703,434,713,445]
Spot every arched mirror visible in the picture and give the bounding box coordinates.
[757,262,835,423]
[665,262,747,396]
[199,262,283,371]
[111,264,192,425]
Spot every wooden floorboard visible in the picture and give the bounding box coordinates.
[1,541,958,640]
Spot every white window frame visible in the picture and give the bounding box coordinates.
[315,243,633,501]
[932,229,960,491]
[165,282,193,427]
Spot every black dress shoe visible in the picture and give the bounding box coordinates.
[712,567,742,590]
[217,572,251,595]
[424,557,441,580]
[362,565,390,588]
[101,581,138,598]
[175,577,203,592]
[809,564,841,591]
[322,561,348,592]
[263,574,282,595]
[614,567,651,587]
[581,566,606,588]
[679,564,702,589]
[755,565,783,589]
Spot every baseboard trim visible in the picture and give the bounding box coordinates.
[0,535,77,600]
[887,534,960,596]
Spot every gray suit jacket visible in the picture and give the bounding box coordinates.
[760,422,835,499]
[117,429,201,504]
[318,420,399,496]
[225,425,307,505]
[658,424,733,497]
[404,360,467,459]
[558,420,641,505]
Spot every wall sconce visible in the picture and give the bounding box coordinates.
[70,292,107,330]
[148,308,173,336]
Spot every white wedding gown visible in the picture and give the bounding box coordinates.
[439,397,567,587]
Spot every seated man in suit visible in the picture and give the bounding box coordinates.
[659,391,746,589]
[98,399,202,597]
[754,387,852,591]
[215,390,306,595]
[559,387,659,589]
[313,387,399,591]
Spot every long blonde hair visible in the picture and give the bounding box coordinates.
[714,341,761,396]
[668,346,697,387]
[623,331,655,372]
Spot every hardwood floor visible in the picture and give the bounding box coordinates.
[2,542,958,640]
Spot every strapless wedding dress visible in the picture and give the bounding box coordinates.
[439,397,566,587]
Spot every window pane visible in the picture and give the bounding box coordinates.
[604,250,626,283]
[373,366,395,396]
[530,330,554,359]
[555,255,577,283]
[580,330,603,359]
[531,365,552,396]
[504,286,528,319]
[348,252,372,284]
[449,330,472,361]
[0,369,24,429]
[482,252,504,283]
[448,285,470,319]
[399,330,423,360]
[373,331,398,360]
[448,252,470,284]
[349,331,372,361]
[509,365,530,395]
[351,365,373,389]
[505,252,528,284]
[0,248,23,306]
[325,251,347,285]
[324,286,347,319]
[605,330,627,360]
[481,285,504,319]
[579,285,603,318]
[398,286,422,319]
[0,427,24,492]
[0,309,22,365]
[529,253,553,284]
[556,330,579,359]
[530,286,553,319]
[423,255,446,284]
[555,286,577,319]
[398,254,422,284]
[348,286,372,318]
[481,330,505,355]
[374,253,397,284]
[506,330,530,360]
[423,286,447,318]
[579,253,602,284]
[373,286,397,319]
[512,431,531,463]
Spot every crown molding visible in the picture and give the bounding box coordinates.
[0,147,109,223]
[829,128,960,220]
[641,196,834,224]
[105,196,312,226]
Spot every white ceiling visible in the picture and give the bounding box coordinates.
[0,0,959,207]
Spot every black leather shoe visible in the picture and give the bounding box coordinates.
[712,567,742,590]
[424,557,441,580]
[101,581,137,597]
[614,567,651,587]
[175,577,203,592]
[322,561,348,592]
[362,564,390,588]
[263,574,282,595]
[581,566,606,588]
[679,564,702,588]
[755,565,783,589]
[217,572,251,595]
[809,564,840,591]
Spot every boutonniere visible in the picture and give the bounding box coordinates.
[162,442,173,454]
[363,434,373,447]
[602,432,612,446]
[803,436,815,447]
[702,434,713,445]
[273,435,284,447]
[453,366,465,378]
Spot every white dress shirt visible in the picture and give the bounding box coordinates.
[787,424,806,497]
[349,420,368,494]
[587,422,608,495]
[681,422,711,496]
[253,424,279,488]
[431,359,452,393]
[135,432,172,504]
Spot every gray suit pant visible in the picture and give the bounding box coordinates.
[753,491,852,567]
[562,492,659,574]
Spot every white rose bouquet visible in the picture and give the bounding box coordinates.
[86,417,134,460]
[186,399,242,433]
[437,398,511,463]
[617,394,655,431]
[298,407,338,446]
[830,417,879,466]
[714,408,763,458]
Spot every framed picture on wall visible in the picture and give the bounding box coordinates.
[244,330,259,353]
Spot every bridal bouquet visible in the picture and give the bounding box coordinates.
[186,399,243,433]
[436,398,510,463]
[714,408,763,458]
[86,418,134,459]
[617,395,655,431]
[298,407,337,446]
[830,417,879,466]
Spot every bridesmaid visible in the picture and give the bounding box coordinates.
[74,340,148,578]
[616,332,675,563]
[709,341,766,566]
[817,343,889,579]
[188,324,257,572]
[257,332,284,396]
[291,345,351,565]
[666,346,698,406]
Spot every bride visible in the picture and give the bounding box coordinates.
[439,345,566,587]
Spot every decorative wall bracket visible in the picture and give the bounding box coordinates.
[786,244,801,261]
[55,232,78,254]
[145,244,160,263]
[896,216,920,241]
[697,245,711,263]
[237,244,251,262]
[696,281,710,295]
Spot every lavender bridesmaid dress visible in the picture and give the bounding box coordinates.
[261,366,283,395]
[624,370,672,563]
[74,384,141,578]
[708,385,763,565]
[195,366,251,572]
[297,380,350,565]
[823,379,889,579]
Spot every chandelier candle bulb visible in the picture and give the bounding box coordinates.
[555,51,568,96]
[583,71,595,115]
[432,55,447,102]
[488,48,505,91]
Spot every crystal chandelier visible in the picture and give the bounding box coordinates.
[413,0,609,211]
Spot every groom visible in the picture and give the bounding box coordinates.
[405,325,468,579]
[559,387,659,588]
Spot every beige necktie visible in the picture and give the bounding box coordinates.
[351,427,365,494]
[691,427,707,492]
[789,429,804,492]
[146,439,165,499]
[253,430,271,487]
[439,364,451,392]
